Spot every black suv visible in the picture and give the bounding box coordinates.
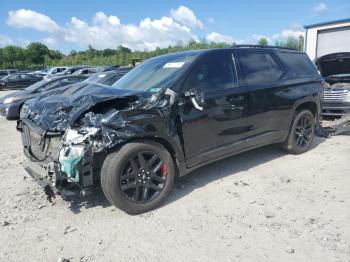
[17,46,323,214]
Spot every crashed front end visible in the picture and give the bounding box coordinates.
[17,83,177,193]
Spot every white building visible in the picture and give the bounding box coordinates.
[304,18,350,61]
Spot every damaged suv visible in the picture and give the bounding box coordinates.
[316,52,350,116]
[17,46,323,214]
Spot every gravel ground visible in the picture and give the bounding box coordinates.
[0,90,349,262]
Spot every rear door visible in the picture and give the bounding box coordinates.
[179,50,249,167]
[19,74,35,88]
[236,50,288,147]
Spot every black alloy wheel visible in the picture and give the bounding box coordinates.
[120,151,167,203]
[294,114,313,148]
[283,109,315,155]
[101,141,175,214]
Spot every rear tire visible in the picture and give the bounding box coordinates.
[101,141,175,214]
[283,109,315,154]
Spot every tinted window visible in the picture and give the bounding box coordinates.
[7,74,20,81]
[238,52,283,85]
[0,71,7,77]
[185,52,237,91]
[20,74,33,80]
[278,52,319,77]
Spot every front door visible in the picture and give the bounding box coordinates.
[179,51,249,167]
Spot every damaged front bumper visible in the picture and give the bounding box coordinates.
[17,120,102,192]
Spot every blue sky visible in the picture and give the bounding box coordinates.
[0,0,349,53]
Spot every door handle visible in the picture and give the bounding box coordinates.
[190,97,203,111]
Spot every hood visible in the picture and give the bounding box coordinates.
[0,89,35,104]
[22,82,150,131]
[0,90,21,103]
[315,52,350,77]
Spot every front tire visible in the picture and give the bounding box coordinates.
[101,141,175,214]
[284,109,315,154]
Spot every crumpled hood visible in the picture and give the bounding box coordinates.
[315,52,350,77]
[22,82,149,131]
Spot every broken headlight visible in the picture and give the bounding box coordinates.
[20,104,30,119]
[59,144,85,182]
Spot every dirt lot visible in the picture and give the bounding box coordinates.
[0,90,349,262]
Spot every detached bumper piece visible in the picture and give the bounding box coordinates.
[24,163,57,200]
[322,114,350,136]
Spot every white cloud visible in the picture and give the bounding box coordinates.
[272,29,304,41]
[6,7,204,51]
[61,15,197,50]
[312,3,328,13]
[43,37,58,48]
[206,32,238,44]
[0,35,13,46]
[170,5,203,29]
[7,9,60,33]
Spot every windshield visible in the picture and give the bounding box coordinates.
[25,79,50,91]
[112,52,200,92]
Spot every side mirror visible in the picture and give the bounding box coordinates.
[184,89,204,111]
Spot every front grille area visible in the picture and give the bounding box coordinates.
[22,124,62,163]
[323,89,348,102]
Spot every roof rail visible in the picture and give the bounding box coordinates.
[232,44,298,51]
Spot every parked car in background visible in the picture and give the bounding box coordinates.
[315,52,350,116]
[73,67,99,76]
[18,46,322,214]
[0,75,87,120]
[45,67,67,76]
[0,73,42,90]
[0,69,19,78]
[83,68,132,85]
[54,66,86,76]
[40,67,68,79]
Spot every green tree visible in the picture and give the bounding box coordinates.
[258,37,268,46]
[25,42,50,65]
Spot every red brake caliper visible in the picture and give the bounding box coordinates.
[160,163,167,176]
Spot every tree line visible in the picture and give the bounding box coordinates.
[0,36,304,69]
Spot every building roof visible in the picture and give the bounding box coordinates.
[304,18,350,29]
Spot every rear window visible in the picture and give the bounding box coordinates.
[277,52,319,77]
[237,51,283,85]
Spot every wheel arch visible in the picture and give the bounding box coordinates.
[284,98,320,141]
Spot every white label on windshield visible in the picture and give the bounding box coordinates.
[97,74,106,78]
[163,62,185,68]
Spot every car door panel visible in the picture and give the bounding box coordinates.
[178,51,249,168]
[180,87,249,167]
[236,50,289,147]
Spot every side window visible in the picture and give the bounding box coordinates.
[8,74,20,81]
[20,74,32,80]
[238,52,283,85]
[278,52,319,77]
[184,52,237,91]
